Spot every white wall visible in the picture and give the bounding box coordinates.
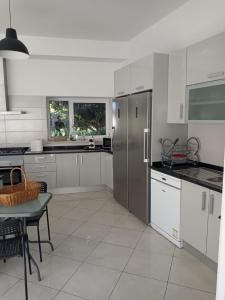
[128,0,225,62]
[188,123,225,166]
[6,58,120,97]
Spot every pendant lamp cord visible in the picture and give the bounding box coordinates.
[9,0,12,28]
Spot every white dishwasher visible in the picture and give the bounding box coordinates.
[151,170,183,248]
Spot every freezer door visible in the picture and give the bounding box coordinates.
[128,92,151,223]
[113,97,128,209]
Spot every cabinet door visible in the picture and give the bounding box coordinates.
[187,31,225,85]
[167,49,187,123]
[130,55,153,93]
[105,153,113,190]
[151,179,181,240]
[181,181,208,254]
[114,65,130,97]
[27,172,56,189]
[100,152,106,185]
[56,154,79,187]
[207,191,222,263]
[79,153,101,186]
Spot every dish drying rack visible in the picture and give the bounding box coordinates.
[160,137,200,168]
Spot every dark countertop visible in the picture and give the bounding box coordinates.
[151,162,223,193]
[25,145,113,155]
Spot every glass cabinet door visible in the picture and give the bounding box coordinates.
[188,80,225,121]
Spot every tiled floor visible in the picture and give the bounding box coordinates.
[0,191,217,300]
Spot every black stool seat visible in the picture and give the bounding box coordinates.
[0,236,23,258]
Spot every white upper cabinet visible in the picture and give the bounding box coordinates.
[167,49,187,124]
[130,55,153,93]
[187,31,225,85]
[114,65,130,97]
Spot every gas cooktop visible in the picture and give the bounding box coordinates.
[0,147,28,155]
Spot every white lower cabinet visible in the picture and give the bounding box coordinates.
[101,152,113,190]
[207,191,222,262]
[56,154,79,187]
[79,153,101,186]
[26,172,57,189]
[181,181,222,262]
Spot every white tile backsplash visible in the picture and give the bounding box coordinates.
[1,96,47,146]
[188,123,225,166]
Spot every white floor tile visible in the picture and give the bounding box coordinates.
[125,249,172,281]
[54,291,86,300]
[165,283,215,300]
[0,280,57,300]
[72,222,111,241]
[63,263,120,300]
[103,227,142,248]
[136,231,175,255]
[87,242,132,271]
[76,199,106,211]
[63,207,95,221]
[50,218,83,235]
[54,236,99,261]
[115,215,146,231]
[169,256,217,293]
[88,211,122,226]
[29,255,80,289]
[109,273,166,300]
[0,273,19,297]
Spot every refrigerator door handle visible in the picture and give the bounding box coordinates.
[144,128,150,163]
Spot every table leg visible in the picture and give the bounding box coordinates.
[22,218,28,300]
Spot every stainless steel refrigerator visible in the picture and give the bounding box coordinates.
[113,91,152,224]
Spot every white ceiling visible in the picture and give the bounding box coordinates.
[0,0,190,41]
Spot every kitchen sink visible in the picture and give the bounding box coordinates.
[206,176,223,183]
[174,167,223,187]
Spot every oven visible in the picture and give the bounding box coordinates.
[0,156,24,186]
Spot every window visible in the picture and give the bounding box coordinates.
[47,98,108,141]
[48,100,69,140]
[73,103,106,136]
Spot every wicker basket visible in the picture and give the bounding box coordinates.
[0,167,41,207]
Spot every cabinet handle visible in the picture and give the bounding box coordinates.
[209,194,214,215]
[143,128,149,163]
[208,71,224,79]
[161,189,166,193]
[76,155,78,166]
[80,155,83,165]
[36,175,46,178]
[135,85,144,91]
[180,104,184,120]
[201,192,206,211]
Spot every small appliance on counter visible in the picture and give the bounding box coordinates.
[30,139,43,152]
[103,137,112,150]
[88,138,95,149]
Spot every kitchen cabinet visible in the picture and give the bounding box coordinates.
[207,191,222,262]
[114,65,130,97]
[24,154,57,189]
[187,31,225,85]
[79,152,101,186]
[181,181,222,262]
[181,181,208,254]
[26,171,57,189]
[167,49,187,123]
[101,152,113,190]
[56,154,79,187]
[130,55,153,93]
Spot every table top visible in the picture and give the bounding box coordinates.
[0,192,52,218]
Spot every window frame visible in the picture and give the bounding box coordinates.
[47,97,110,141]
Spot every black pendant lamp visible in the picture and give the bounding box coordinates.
[0,0,29,59]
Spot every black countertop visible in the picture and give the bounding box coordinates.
[25,145,113,155]
[151,162,223,193]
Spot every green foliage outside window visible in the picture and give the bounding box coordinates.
[49,100,69,138]
[73,103,106,136]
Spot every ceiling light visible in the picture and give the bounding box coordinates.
[0,0,29,59]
